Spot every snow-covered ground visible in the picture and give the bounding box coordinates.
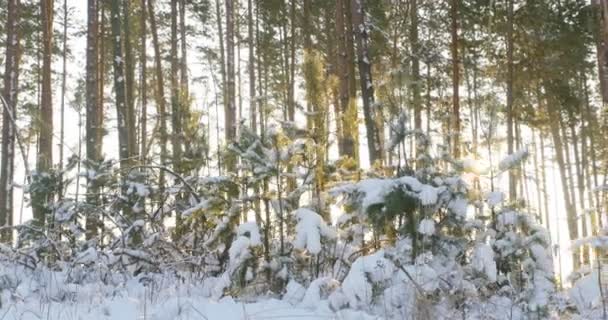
[0,263,377,320]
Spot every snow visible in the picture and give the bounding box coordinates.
[472,243,497,282]
[73,247,98,264]
[448,196,468,218]
[293,208,336,254]
[226,222,262,273]
[570,270,605,314]
[461,158,488,175]
[237,221,261,245]
[418,184,439,206]
[284,280,306,305]
[300,277,339,308]
[331,175,445,213]
[486,191,504,207]
[498,149,529,171]
[418,218,436,235]
[0,261,386,320]
[340,250,394,310]
[127,182,150,197]
[497,210,518,227]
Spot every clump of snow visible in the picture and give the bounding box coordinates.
[237,221,262,245]
[300,277,340,308]
[127,182,150,197]
[499,149,529,171]
[486,191,504,207]
[461,158,488,175]
[418,185,439,206]
[448,196,468,218]
[284,280,306,305]
[472,243,497,282]
[418,218,436,235]
[341,250,394,309]
[293,208,336,254]
[497,210,518,227]
[74,247,98,265]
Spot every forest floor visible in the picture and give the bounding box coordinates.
[0,263,378,320]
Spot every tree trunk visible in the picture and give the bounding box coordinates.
[123,0,137,161]
[335,0,359,164]
[140,0,147,162]
[343,0,359,164]
[97,4,106,148]
[335,0,347,157]
[350,0,383,166]
[111,0,130,168]
[450,0,461,159]
[248,0,256,133]
[85,0,102,238]
[34,0,55,229]
[288,0,296,123]
[547,97,580,271]
[538,132,551,227]
[216,0,227,136]
[225,0,236,142]
[171,0,182,174]
[0,0,21,241]
[224,0,237,173]
[570,110,590,264]
[410,0,422,149]
[58,0,68,200]
[148,0,167,189]
[594,0,608,103]
[179,0,188,94]
[178,0,190,159]
[506,0,516,200]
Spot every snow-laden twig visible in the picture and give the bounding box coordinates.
[128,165,201,202]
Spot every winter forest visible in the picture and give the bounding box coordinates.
[0,0,607,319]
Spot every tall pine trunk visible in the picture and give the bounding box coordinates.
[450,0,461,159]
[171,0,182,173]
[248,0,256,133]
[225,0,236,146]
[123,0,137,161]
[350,0,383,165]
[506,0,516,200]
[140,0,147,161]
[0,0,21,241]
[410,0,422,151]
[85,0,102,238]
[111,0,130,168]
[34,0,55,229]
[546,95,580,271]
[148,0,167,189]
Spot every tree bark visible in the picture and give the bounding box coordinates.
[148,0,167,188]
[171,0,182,173]
[85,0,102,238]
[547,96,580,271]
[410,0,422,148]
[0,0,21,241]
[140,0,147,162]
[34,0,55,229]
[506,0,516,200]
[450,0,461,159]
[350,0,383,165]
[123,0,137,161]
[58,0,68,200]
[224,0,237,172]
[248,0,256,133]
[594,0,608,103]
[111,0,130,168]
